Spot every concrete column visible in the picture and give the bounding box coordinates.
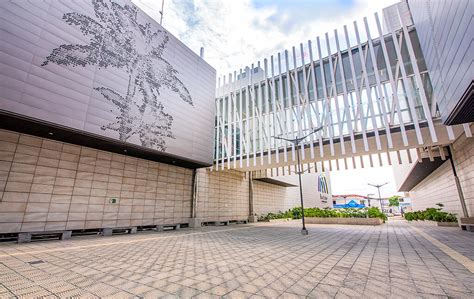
[189,168,202,228]
[102,228,113,236]
[18,233,32,243]
[248,172,257,223]
[448,145,469,218]
[60,231,72,240]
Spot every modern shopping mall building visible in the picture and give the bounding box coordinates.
[0,0,331,234]
[0,0,472,235]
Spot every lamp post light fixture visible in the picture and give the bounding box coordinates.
[272,126,323,235]
[368,182,388,212]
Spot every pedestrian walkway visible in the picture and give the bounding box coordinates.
[413,222,474,260]
[0,220,472,298]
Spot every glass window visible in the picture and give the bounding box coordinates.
[297,70,305,96]
[323,60,332,95]
[373,41,389,82]
[283,76,289,108]
[400,33,414,75]
[351,48,363,87]
[268,84,273,113]
[365,45,376,86]
[334,57,343,94]
[410,30,427,72]
[384,36,399,79]
[342,52,354,92]
[314,64,323,99]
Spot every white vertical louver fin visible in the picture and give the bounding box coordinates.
[307,40,325,158]
[291,47,305,160]
[398,7,438,143]
[363,17,393,149]
[239,68,244,168]
[343,25,370,152]
[316,36,335,156]
[300,43,316,160]
[353,20,382,151]
[215,77,221,170]
[284,50,296,161]
[334,29,356,154]
[277,52,289,163]
[270,56,280,164]
[374,12,409,147]
[325,32,346,155]
[385,13,424,145]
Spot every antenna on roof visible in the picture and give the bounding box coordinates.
[159,0,164,25]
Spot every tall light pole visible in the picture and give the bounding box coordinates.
[368,182,388,211]
[272,126,323,235]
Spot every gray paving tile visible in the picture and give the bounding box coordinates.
[0,221,472,299]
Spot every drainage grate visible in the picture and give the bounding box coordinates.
[28,260,45,265]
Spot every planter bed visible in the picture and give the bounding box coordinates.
[268,218,293,223]
[437,222,459,227]
[305,217,383,225]
[407,221,458,227]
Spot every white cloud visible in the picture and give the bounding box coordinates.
[134,0,399,78]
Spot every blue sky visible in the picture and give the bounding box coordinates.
[252,0,356,33]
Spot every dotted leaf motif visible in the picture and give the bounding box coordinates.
[42,0,193,152]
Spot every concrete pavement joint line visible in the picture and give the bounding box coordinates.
[411,226,474,273]
[0,225,260,259]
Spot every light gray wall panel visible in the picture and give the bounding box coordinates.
[0,0,216,165]
[408,0,473,123]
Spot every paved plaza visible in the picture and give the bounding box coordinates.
[0,221,473,298]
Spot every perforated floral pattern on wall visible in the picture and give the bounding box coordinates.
[42,0,193,151]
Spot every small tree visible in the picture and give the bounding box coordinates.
[388,196,401,207]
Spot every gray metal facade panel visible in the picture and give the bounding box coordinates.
[0,0,216,164]
[408,0,473,124]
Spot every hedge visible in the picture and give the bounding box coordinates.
[258,207,387,221]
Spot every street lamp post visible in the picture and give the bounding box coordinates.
[272,127,323,235]
[368,182,388,212]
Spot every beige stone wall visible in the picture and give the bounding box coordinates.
[195,170,329,220]
[253,172,329,216]
[409,134,474,217]
[0,129,193,233]
[253,181,296,215]
[195,169,249,222]
[0,128,333,233]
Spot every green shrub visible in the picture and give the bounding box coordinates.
[259,206,387,221]
[367,207,387,221]
[404,206,457,223]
